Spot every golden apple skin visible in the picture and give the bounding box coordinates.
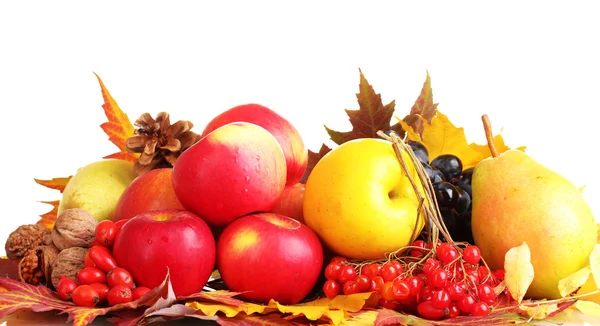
[303,138,426,260]
[58,159,137,222]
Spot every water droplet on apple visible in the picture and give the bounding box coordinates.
[234,158,239,163]
[244,188,249,193]
[244,176,250,183]
[254,164,260,172]
[147,239,153,245]
[161,236,168,243]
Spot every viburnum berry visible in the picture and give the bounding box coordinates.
[337,265,357,283]
[323,280,340,298]
[379,263,399,282]
[477,284,497,305]
[342,280,361,295]
[457,294,476,314]
[418,285,435,302]
[380,281,396,301]
[356,274,370,292]
[445,282,466,301]
[330,256,347,265]
[422,258,441,275]
[405,276,424,297]
[447,302,460,318]
[392,280,411,301]
[462,245,482,265]
[324,262,342,281]
[432,289,451,309]
[362,263,381,279]
[410,240,427,257]
[429,269,449,288]
[369,276,385,293]
[471,301,490,316]
[378,298,400,310]
[417,300,446,320]
[436,243,459,264]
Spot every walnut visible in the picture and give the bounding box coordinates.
[5,224,52,260]
[18,245,59,288]
[50,246,87,289]
[51,208,98,250]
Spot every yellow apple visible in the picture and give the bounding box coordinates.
[59,159,138,222]
[303,138,427,260]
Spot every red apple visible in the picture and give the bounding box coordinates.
[172,122,287,227]
[113,168,184,221]
[201,103,308,186]
[217,213,323,304]
[112,209,216,297]
[270,183,305,224]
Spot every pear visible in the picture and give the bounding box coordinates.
[58,159,138,222]
[471,115,597,299]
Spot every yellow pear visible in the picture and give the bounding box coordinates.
[471,115,597,299]
[303,138,427,260]
[59,159,138,222]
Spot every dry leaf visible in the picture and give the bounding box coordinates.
[558,266,591,298]
[521,299,560,320]
[94,73,139,162]
[33,177,71,229]
[589,244,600,289]
[398,112,525,169]
[573,300,600,317]
[301,144,332,183]
[402,70,438,136]
[504,242,535,303]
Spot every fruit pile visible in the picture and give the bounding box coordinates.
[322,239,507,319]
[57,219,152,307]
[407,139,475,243]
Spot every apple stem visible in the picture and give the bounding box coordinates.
[481,114,499,158]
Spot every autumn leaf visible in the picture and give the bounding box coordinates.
[521,299,560,320]
[0,258,19,289]
[0,277,76,319]
[301,144,332,183]
[504,242,535,304]
[216,311,298,325]
[589,244,600,289]
[573,300,600,317]
[94,72,138,162]
[33,177,71,229]
[399,112,525,169]
[558,266,591,297]
[402,70,438,136]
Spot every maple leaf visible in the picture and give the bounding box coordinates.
[399,112,525,170]
[402,70,438,136]
[94,72,139,162]
[0,259,19,288]
[504,242,535,304]
[301,144,332,183]
[33,177,71,229]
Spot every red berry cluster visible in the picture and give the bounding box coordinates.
[57,219,151,308]
[322,241,506,320]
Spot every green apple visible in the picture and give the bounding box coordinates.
[59,159,138,222]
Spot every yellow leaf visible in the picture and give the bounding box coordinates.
[521,299,560,319]
[398,111,524,169]
[574,300,600,317]
[558,266,591,298]
[504,242,535,303]
[590,244,600,289]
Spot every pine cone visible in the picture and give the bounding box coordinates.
[18,245,59,288]
[126,112,200,175]
[5,224,52,260]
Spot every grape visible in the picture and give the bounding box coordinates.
[407,140,429,164]
[423,163,445,184]
[433,181,459,208]
[455,167,473,197]
[455,187,471,215]
[431,154,463,181]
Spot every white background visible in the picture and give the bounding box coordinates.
[1,2,599,261]
[1,1,600,325]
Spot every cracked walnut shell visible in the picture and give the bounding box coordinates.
[18,245,59,288]
[5,224,52,260]
[50,246,88,289]
[51,208,98,250]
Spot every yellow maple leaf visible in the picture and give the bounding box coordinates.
[186,292,375,325]
[589,244,600,289]
[398,111,525,169]
[504,242,535,303]
[558,266,592,298]
[521,299,560,320]
[574,300,600,317]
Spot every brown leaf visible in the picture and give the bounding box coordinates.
[402,70,438,136]
[325,69,402,145]
[94,72,139,162]
[0,258,19,283]
[301,144,332,183]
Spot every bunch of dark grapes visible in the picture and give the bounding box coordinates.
[406,140,475,244]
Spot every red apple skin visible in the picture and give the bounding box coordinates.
[201,103,308,186]
[112,209,216,297]
[113,168,184,221]
[270,183,305,224]
[172,122,287,227]
[217,213,323,305]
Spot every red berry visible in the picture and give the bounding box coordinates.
[429,269,449,288]
[84,252,96,268]
[88,245,118,272]
[405,276,424,297]
[324,262,342,281]
[132,286,152,301]
[323,280,340,298]
[447,302,460,318]
[471,301,490,316]
[330,256,347,264]
[380,263,399,282]
[362,263,381,279]
[457,294,476,314]
[390,260,403,274]
[422,258,441,275]
[378,298,400,310]
[356,275,370,292]
[380,281,396,301]
[343,280,361,295]
[477,284,496,305]
[107,267,134,289]
[437,243,459,264]
[369,276,385,293]
[463,245,481,265]
[418,285,435,302]
[392,280,411,301]
[72,285,100,307]
[107,284,133,306]
[90,283,110,302]
[432,289,451,309]
[445,282,466,301]
[417,300,446,320]
[337,265,357,283]
[95,220,117,247]
[77,267,106,285]
[57,276,78,301]
[410,240,427,257]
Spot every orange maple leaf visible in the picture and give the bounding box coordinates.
[33,177,71,229]
[94,72,139,162]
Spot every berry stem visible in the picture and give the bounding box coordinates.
[481,115,499,158]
